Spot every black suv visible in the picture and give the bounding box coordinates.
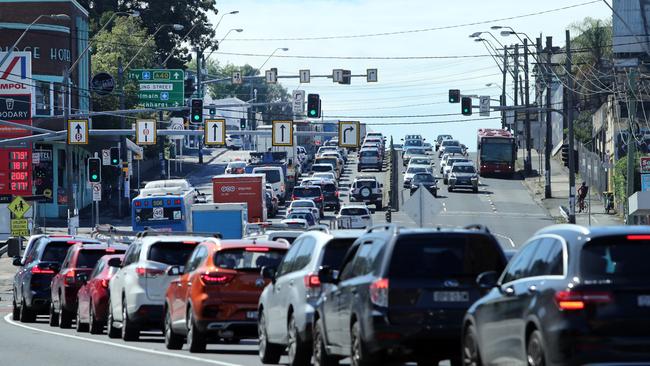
[313,224,507,366]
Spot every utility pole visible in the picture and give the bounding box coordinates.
[536,37,544,176]
[544,36,553,199]
[196,48,204,164]
[501,47,508,129]
[566,30,576,224]
[524,38,532,174]
[626,68,638,224]
[513,44,520,147]
[118,57,126,218]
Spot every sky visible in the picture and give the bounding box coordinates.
[206,0,612,149]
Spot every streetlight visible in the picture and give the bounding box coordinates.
[0,14,70,66]
[162,22,213,67]
[204,28,243,61]
[469,31,505,48]
[126,23,184,69]
[214,10,239,31]
[257,47,289,72]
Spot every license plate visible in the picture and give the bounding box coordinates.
[638,295,650,307]
[434,291,469,302]
[494,170,501,173]
[246,311,258,320]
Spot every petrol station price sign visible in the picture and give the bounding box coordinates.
[0,148,31,196]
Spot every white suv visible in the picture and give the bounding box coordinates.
[107,234,212,341]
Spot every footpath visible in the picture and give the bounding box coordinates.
[517,149,623,226]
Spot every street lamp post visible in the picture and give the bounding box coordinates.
[203,28,243,61]
[162,22,212,67]
[125,23,184,69]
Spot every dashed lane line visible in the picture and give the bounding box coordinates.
[3,314,244,366]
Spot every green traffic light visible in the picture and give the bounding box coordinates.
[309,110,316,116]
[91,174,98,180]
[193,115,200,121]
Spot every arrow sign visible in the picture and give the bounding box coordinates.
[280,124,286,141]
[67,119,88,145]
[272,120,293,147]
[338,121,360,148]
[343,126,354,143]
[212,123,218,141]
[204,119,226,146]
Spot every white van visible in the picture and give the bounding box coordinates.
[252,166,287,203]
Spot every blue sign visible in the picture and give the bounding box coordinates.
[642,174,650,192]
[160,92,169,101]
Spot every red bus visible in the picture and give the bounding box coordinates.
[476,129,517,176]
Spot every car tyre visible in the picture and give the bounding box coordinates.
[448,187,453,192]
[89,301,103,334]
[462,325,482,366]
[287,314,311,366]
[313,318,338,366]
[76,305,89,332]
[473,187,479,193]
[48,301,59,326]
[12,294,20,321]
[258,311,283,364]
[20,298,35,323]
[375,201,382,210]
[187,308,206,353]
[443,178,448,185]
[59,299,73,328]
[121,298,140,341]
[526,330,546,366]
[164,307,184,350]
[351,321,376,366]
[107,303,121,339]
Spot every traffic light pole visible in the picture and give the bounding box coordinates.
[118,57,127,219]
[523,38,532,175]
[544,36,553,199]
[196,48,204,164]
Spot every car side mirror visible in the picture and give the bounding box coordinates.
[476,271,499,289]
[167,265,184,276]
[12,257,22,266]
[318,265,338,284]
[261,266,276,281]
[107,257,122,268]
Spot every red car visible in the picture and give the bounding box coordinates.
[75,254,124,334]
[50,242,128,329]
[164,239,288,353]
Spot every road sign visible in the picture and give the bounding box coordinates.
[300,69,310,83]
[204,119,226,146]
[479,96,490,117]
[127,69,184,108]
[10,218,28,237]
[403,187,443,227]
[265,68,277,84]
[102,149,110,165]
[91,72,115,96]
[92,183,102,201]
[332,69,343,83]
[67,119,88,145]
[8,195,30,218]
[136,119,157,145]
[367,68,378,82]
[169,117,184,140]
[232,71,242,85]
[292,90,305,115]
[641,157,650,174]
[272,120,293,147]
[338,121,360,148]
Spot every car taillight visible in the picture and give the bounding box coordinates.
[135,267,165,278]
[64,270,77,285]
[174,199,181,205]
[314,195,324,202]
[291,195,297,201]
[627,235,650,240]
[246,247,269,252]
[335,191,340,197]
[101,279,110,288]
[31,266,55,275]
[370,278,389,307]
[201,272,235,285]
[555,290,612,310]
[303,273,321,288]
[134,201,141,207]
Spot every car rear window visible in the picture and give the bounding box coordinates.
[294,187,321,197]
[322,184,336,193]
[148,241,199,266]
[443,140,460,147]
[77,249,125,269]
[360,150,378,157]
[581,236,650,279]
[214,248,286,270]
[356,180,376,189]
[341,208,369,216]
[41,242,75,263]
[312,165,333,172]
[292,201,314,208]
[321,239,356,269]
[407,148,426,155]
[389,235,504,279]
[255,169,281,183]
[318,158,337,166]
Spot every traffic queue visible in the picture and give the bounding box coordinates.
[9,131,650,366]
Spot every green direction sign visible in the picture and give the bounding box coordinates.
[127,69,185,108]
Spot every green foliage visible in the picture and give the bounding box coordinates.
[573,111,594,144]
[613,152,643,207]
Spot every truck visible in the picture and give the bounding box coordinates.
[191,203,248,239]
[212,174,267,223]
[246,151,301,194]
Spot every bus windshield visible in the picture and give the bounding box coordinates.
[132,196,188,232]
[480,142,513,162]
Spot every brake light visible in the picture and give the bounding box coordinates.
[135,201,141,207]
[555,290,612,310]
[100,279,109,288]
[314,195,324,202]
[627,235,650,240]
[135,267,165,278]
[174,199,181,205]
[370,278,389,307]
[201,272,235,284]
[245,247,269,252]
[31,266,55,275]
[304,273,321,288]
[64,270,76,285]
[183,241,197,245]
[67,241,81,244]
[335,191,340,197]
[105,247,116,253]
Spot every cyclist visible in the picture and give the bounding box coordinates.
[577,181,588,212]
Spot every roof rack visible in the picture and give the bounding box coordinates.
[464,224,491,233]
[92,225,222,241]
[136,229,222,239]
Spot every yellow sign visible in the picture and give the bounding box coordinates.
[11,219,29,237]
[8,196,30,218]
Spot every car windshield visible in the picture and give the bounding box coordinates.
[313,173,335,180]
[442,140,460,147]
[452,165,476,173]
[438,135,452,141]
[405,140,422,147]
[322,239,356,269]
[406,148,425,155]
[407,166,429,174]
[255,169,281,183]
[318,158,337,167]
[228,162,246,168]
[413,173,435,183]
[341,208,369,215]
[389,235,504,278]
[312,165,333,172]
[448,159,469,166]
[322,184,337,193]
[294,187,321,197]
[214,248,285,271]
[581,236,650,279]
[147,242,199,266]
[78,249,125,269]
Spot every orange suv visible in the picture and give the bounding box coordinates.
[164,239,288,353]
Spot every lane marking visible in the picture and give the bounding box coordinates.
[3,314,244,366]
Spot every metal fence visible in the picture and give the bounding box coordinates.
[577,141,608,201]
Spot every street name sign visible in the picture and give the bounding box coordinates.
[135,119,157,145]
[128,69,184,108]
[67,119,88,145]
[338,121,360,148]
[272,120,293,147]
[8,195,30,218]
[204,119,226,146]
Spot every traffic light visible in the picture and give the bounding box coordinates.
[561,144,569,166]
[191,98,203,123]
[184,74,196,98]
[461,97,472,116]
[87,157,101,183]
[307,93,321,118]
[110,147,119,166]
[385,209,392,223]
[240,118,246,130]
[449,89,460,103]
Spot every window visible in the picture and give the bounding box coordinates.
[527,238,564,277]
[501,241,538,283]
[338,244,361,280]
[293,237,316,271]
[256,169,281,184]
[53,83,65,115]
[276,241,302,277]
[185,246,207,273]
[581,235,650,279]
[320,239,356,269]
[90,259,105,279]
[41,242,73,264]
[147,242,199,266]
[214,248,285,270]
[77,250,115,269]
[35,81,51,116]
[340,208,370,216]
[348,242,374,277]
[122,244,142,267]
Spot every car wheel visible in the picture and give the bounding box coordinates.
[287,314,311,366]
[59,299,73,328]
[433,190,438,198]
[187,308,206,353]
[313,318,338,366]
[258,311,283,364]
[526,330,546,366]
[48,301,59,326]
[351,321,376,366]
[121,298,139,341]
[443,178,448,185]
[20,298,35,323]
[376,201,382,210]
[164,307,183,350]
[448,187,453,192]
[12,293,20,321]
[462,325,482,366]
[473,187,479,193]
[107,303,121,339]
[76,305,89,332]
[89,301,103,334]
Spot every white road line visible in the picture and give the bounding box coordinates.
[492,233,516,247]
[3,314,244,366]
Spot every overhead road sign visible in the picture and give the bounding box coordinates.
[204,119,226,146]
[135,119,157,145]
[128,69,184,108]
[300,69,310,83]
[272,120,293,146]
[8,195,30,218]
[338,121,360,148]
[67,119,88,145]
[232,71,243,85]
[367,68,378,82]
